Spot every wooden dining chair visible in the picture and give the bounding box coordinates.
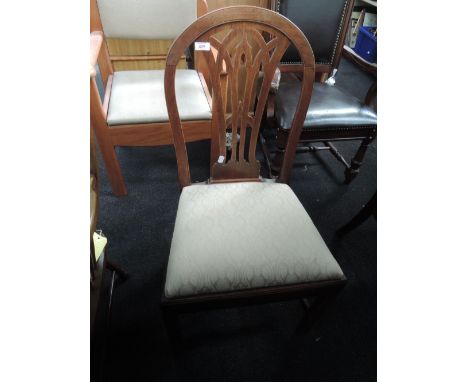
[161,6,346,330]
[90,0,213,196]
[263,0,377,183]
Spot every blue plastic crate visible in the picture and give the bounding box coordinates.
[354,26,377,63]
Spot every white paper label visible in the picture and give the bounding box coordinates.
[195,42,211,51]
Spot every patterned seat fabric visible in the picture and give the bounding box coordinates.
[164,182,345,298]
[106,69,212,126]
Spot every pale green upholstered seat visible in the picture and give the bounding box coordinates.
[164,182,345,298]
[106,69,212,126]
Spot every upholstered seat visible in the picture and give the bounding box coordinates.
[107,69,212,126]
[275,73,377,130]
[164,182,345,298]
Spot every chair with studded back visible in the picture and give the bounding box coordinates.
[160,6,346,328]
[90,0,213,196]
[263,0,377,182]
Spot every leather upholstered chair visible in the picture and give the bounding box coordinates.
[90,0,212,196]
[264,0,377,183]
[161,6,346,327]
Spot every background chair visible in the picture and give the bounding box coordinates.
[263,0,377,183]
[90,0,213,196]
[161,6,346,330]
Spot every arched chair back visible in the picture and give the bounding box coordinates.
[164,6,315,187]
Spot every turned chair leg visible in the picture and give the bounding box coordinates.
[345,136,374,183]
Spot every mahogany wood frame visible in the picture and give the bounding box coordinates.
[161,6,345,325]
[264,0,377,183]
[165,6,316,187]
[90,0,213,196]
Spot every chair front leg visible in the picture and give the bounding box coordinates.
[93,129,127,196]
[91,76,127,196]
[345,135,375,184]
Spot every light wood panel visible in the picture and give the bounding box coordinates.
[112,59,187,71]
[106,38,173,56]
[109,120,211,146]
[107,38,187,70]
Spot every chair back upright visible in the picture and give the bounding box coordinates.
[164,6,315,187]
[271,0,355,80]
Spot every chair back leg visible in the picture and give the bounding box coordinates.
[344,136,374,184]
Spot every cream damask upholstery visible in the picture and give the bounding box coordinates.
[164,182,345,298]
[107,70,212,126]
[96,0,197,39]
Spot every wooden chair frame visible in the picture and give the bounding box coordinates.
[90,0,212,196]
[160,6,345,322]
[263,0,377,183]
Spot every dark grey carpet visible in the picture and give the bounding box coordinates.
[95,57,377,382]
